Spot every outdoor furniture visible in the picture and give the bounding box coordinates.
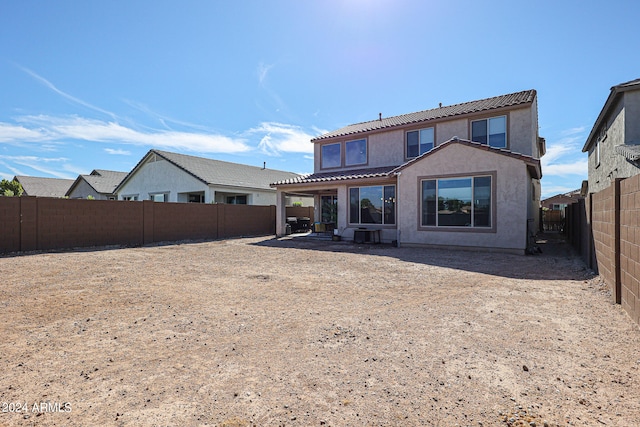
[353,228,381,244]
[297,217,311,232]
[288,217,311,233]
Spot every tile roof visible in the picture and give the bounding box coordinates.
[273,138,542,187]
[392,137,542,179]
[14,176,75,197]
[615,143,640,162]
[312,90,537,141]
[271,165,399,186]
[120,149,302,191]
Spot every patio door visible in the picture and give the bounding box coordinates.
[321,195,337,224]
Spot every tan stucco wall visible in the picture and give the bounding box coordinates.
[509,101,537,157]
[275,180,398,242]
[313,104,539,174]
[397,143,531,252]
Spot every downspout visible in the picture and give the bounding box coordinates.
[395,171,401,247]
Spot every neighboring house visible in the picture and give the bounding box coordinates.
[14,176,74,197]
[273,89,545,253]
[582,78,640,194]
[115,149,307,205]
[66,169,128,200]
[540,189,580,211]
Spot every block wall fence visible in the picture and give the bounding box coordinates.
[569,174,640,326]
[0,197,281,254]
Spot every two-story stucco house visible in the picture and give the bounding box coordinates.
[582,78,640,194]
[273,90,545,253]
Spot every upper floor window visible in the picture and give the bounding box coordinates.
[345,138,367,166]
[471,116,506,148]
[321,143,341,168]
[406,127,434,158]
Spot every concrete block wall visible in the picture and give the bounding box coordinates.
[620,174,640,324]
[0,196,20,253]
[0,197,279,254]
[578,174,640,325]
[591,182,618,299]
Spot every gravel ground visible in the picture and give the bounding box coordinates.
[0,233,639,427]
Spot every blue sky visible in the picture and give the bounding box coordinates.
[1,0,639,198]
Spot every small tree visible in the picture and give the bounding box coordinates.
[0,179,23,197]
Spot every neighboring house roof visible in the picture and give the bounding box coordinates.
[312,90,537,142]
[273,138,541,187]
[541,191,580,206]
[615,142,640,162]
[582,78,640,152]
[66,169,128,197]
[14,176,74,197]
[117,149,302,192]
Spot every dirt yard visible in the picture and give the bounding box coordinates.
[1,234,639,427]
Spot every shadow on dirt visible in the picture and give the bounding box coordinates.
[251,231,593,282]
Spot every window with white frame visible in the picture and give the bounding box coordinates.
[226,195,247,204]
[471,116,506,148]
[406,127,434,158]
[122,195,138,201]
[349,185,395,225]
[321,143,341,168]
[345,138,367,166]
[150,193,168,202]
[421,175,492,228]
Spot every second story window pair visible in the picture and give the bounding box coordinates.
[406,128,434,158]
[321,138,367,169]
[471,116,507,148]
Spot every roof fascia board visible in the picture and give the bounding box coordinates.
[313,102,534,144]
[583,88,619,152]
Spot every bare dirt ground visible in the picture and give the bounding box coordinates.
[1,233,639,427]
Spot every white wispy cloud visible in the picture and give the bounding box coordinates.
[6,115,251,154]
[9,65,252,154]
[257,62,275,85]
[249,122,320,156]
[560,126,586,136]
[541,126,588,177]
[105,148,131,155]
[0,123,50,142]
[542,135,583,167]
[0,155,73,179]
[543,159,588,176]
[18,65,118,121]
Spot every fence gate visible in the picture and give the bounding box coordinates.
[542,209,564,232]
